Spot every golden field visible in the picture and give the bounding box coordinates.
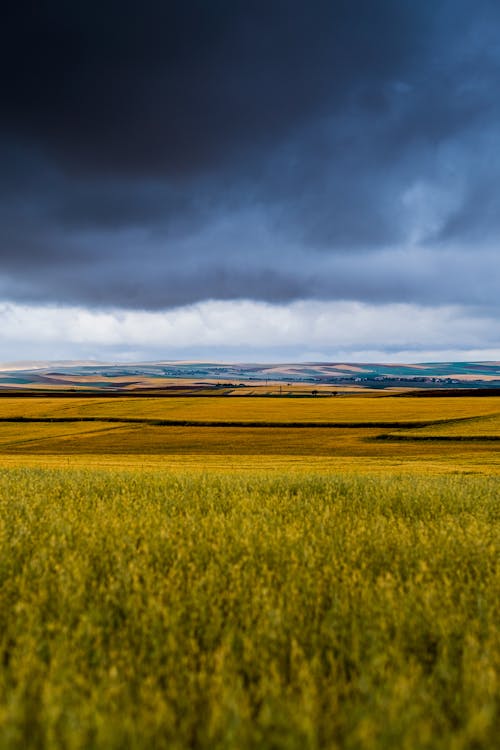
[1,394,499,423]
[0,394,499,749]
[0,394,499,475]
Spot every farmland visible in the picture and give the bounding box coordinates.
[0,394,500,475]
[0,393,499,748]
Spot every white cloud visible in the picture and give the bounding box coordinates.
[0,299,498,364]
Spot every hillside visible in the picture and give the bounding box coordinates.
[1,361,500,392]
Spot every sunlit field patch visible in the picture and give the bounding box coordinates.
[0,469,498,749]
[0,395,499,423]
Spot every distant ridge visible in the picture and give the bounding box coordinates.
[1,361,500,390]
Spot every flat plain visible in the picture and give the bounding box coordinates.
[0,394,500,474]
[0,393,499,749]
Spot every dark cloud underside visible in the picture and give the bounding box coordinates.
[1,1,500,310]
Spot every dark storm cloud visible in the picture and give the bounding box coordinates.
[1,0,423,176]
[1,0,500,310]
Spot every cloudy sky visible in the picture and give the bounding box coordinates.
[1,0,500,363]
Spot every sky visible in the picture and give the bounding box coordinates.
[1,0,500,363]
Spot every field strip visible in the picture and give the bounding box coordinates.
[0,415,495,428]
[0,452,499,474]
[375,411,500,441]
[376,434,500,441]
[1,395,500,423]
[0,423,129,449]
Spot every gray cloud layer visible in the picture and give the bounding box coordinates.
[1,1,500,312]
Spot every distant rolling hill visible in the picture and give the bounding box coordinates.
[1,361,500,391]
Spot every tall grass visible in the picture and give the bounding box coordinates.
[0,469,498,749]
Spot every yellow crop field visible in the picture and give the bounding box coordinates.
[0,469,498,749]
[0,421,124,450]
[1,394,500,423]
[0,396,500,473]
[1,395,500,748]
[0,424,499,475]
[0,424,380,455]
[1,394,500,476]
[388,412,500,439]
